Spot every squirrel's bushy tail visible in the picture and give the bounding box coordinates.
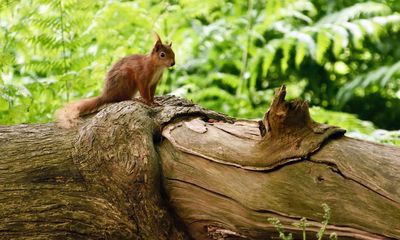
[56,96,104,128]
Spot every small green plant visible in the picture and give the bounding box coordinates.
[267,204,338,240]
[267,217,293,240]
[293,217,309,240]
[316,203,331,240]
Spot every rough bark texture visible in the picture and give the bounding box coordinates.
[0,87,399,240]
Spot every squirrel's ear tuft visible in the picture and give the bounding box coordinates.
[153,32,162,52]
[168,42,172,47]
[153,32,162,43]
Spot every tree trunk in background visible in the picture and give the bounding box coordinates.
[0,86,399,239]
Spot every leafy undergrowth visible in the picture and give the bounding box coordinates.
[310,107,400,146]
[268,204,338,240]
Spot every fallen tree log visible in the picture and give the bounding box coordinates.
[0,86,399,239]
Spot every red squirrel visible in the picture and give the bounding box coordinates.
[56,34,175,128]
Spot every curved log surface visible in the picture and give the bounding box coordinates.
[160,87,400,239]
[0,88,399,239]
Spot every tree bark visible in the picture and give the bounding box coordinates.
[0,87,399,239]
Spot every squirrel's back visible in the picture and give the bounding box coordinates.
[102,54,146,100]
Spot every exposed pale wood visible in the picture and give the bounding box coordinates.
[162,87,345,171]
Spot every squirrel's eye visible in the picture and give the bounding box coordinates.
[160,52,166,58]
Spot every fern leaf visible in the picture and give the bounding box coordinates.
[209,72,240,89]
[290,1,316,16]
[381,61,400,87]
[0,0,19,10]
[372,14,400,26]
[287,31,316,59]
[331,25,348,58]
[358,19,375,35]
[341,22,363,49]
[280,9,313,23]
[295,43,307,69]
[337,61,400,106]
[316,30,331,64]
[248,54,263,90]
[262,45,276,78]
[281,40,292,73]
[317,2,391,24]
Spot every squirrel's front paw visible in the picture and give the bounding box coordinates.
[150,100,162,107]
[134,98,162,107]
[134,98,151,105]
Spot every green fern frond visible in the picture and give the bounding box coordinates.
[262,45,277,78]
[337,61,400,106]
[262,0,316,35]
[316,30,331,64]
[287,31,316,59]
[295,43,307,69]
[290,0,316,16]
[0,0,19,10]
[371,14,400,26]
[32,17,63,31]
[331,25,349,58]
[25,59,70,74]
[29,35,62,50]
[341,22,364,49]
[317,2,391,24]
[297,3,399,62]
[249,54,263,90]
[270,0,317,22]
[179,0,224,18]
[208,72,240,89]
[70,55,95,71]
[281,40,293,73]
[191,86,238,103]
[0,53,16,70]
[381,61,400,86]
[280,9,313,24]
[264,2,399,68]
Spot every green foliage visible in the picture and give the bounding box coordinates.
[293,218,310,240]
[337,61,400,107]
[267,217,293,240]
[0,0,399,144]
[316,204,331,240]
[268,204,338,240]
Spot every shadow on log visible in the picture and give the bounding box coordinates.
[0,86,399,239]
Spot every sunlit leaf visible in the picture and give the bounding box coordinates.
[295,43,307,69]
[316,30,331,64]
[262,45,276,78]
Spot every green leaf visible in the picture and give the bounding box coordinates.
[317,2,391,24]
[281,40,292,73]
[0,96,8,111]
[316,30,331,64]
[332,26,348,58]
[342,22,363,49]
[262,45,276,78]
[381,61,400,87]
[295,43,307,69]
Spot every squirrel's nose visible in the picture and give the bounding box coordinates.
[170,61,175,67]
